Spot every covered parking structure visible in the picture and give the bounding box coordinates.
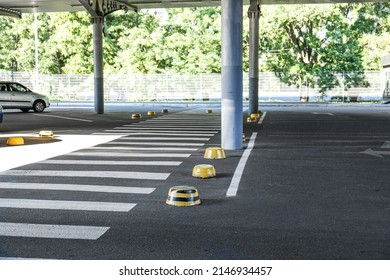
[0,0,382,150]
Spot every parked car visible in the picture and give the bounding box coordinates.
[0,81,50,112]
[0,105,3,123]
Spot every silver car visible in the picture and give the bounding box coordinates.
[0,81,50,113]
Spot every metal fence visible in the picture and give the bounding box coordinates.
[0,71,385,102]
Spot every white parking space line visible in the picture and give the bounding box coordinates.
[0,170,171,180]
[0,199,136,212]
[87,147,198,151]
[103,131,215,137]
[0,223,109,240]
[105,142,205,147]
[258,112,267,124]
[68,152,191,158]
[33,114,93,122]
[41,160,182,166]
[0,183,155,194]
[226,132,258,197]
[121,137,210,141]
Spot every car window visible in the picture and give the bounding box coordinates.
[0,84,7,91]
[9,83,28,92]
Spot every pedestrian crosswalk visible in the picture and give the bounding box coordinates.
[0,110,221,245]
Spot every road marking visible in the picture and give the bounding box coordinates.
[131,125,220,128]
[33,114,93,122]
[381,141,390,149]
[104,142,204,147]
[87,147,198,151]
[360,148,390,158]
[258,112,267,124]
[312,112,334,116]
[146,121,221,124]
[0,223,109,240]
[113,128,219,133]
[103,131,215,137]
[0,183,155,194]
[0,170,171,180]
[226,132,258,197]
[0,198,136,212]
[121,137,210,141]
[68,152,191,158]
[0,134,123,173]
[42,159,182,166]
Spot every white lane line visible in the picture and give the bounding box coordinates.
[0,199,136,212]
[258,112,267,124]
[105,142,204,147]
[68,152,191,158]
[0,182,155,194]
[226,132,258,197]
[0,223,109,240]
[87,147,198,151]
[103,131,215,137]
[0,170,170,180]
[33,114,93,122]
[121,137,210,141]
[41,159,182,166]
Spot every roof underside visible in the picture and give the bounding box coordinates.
[0,0,383,13]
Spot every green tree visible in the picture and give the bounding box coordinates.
[260,4,370,101]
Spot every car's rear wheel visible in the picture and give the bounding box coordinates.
[20,108,30,113]
[33,100,45,113]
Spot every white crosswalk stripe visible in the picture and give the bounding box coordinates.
[0,111,221,243]
[0,198,136,212]
[68,152,191,158]
[0,223,109,240]
[86,146,198,151]
[1,170,170,180]
[103,141,204,146]
[41,159,182,166]
[0,183,155,194]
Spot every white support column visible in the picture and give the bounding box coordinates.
[221,0,243,150]
[248,0,261,115]
[92,16,104,114]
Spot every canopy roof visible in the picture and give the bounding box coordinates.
[0,0,381,14]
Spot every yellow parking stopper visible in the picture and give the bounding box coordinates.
[132,113,142,119]
[162,109,169,113]
[166,186,201,207]
[192,164,216,179]
[39,130,54,138]
[7,137,25,146]
[250,113,260,119]
[204,147,226,159]
[206,109,213,114]
[247,117,257,123]
[147,111,156,116]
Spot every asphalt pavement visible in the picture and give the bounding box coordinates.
[0,103,389,259]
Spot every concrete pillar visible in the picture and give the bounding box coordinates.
[248,0,261,115]
[221,0,243,150]
[92,16,104,114]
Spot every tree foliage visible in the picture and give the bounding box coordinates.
[0,4,389,97]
